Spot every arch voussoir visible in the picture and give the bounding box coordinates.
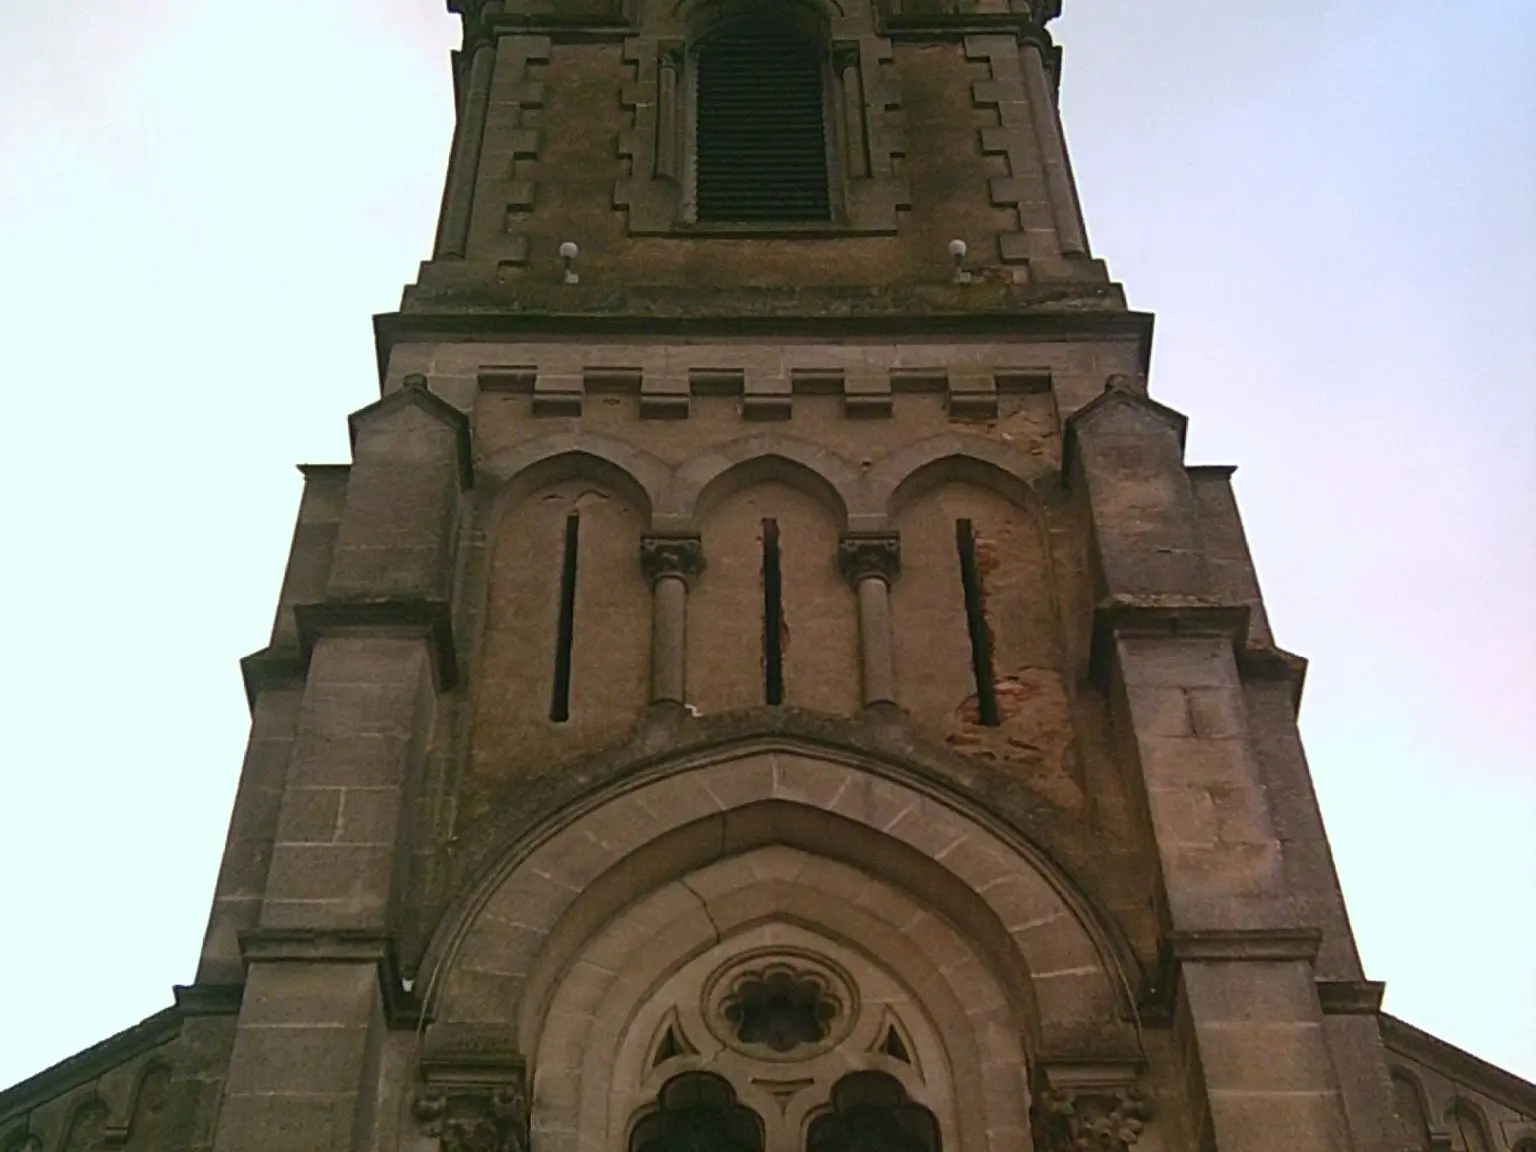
[427,747,1134,1064]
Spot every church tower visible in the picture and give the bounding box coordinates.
[4,2,1534,1151]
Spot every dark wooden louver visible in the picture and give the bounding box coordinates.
[696,31,831,222]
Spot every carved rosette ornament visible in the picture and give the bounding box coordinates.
[641,534,705,584]
[413,1084,530,1152]
[838,534,901,586]
[1031,1087,1150,1152]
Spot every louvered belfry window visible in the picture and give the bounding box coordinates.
[695,27,832,222]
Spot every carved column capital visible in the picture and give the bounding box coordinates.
[413,1082,529,1152]
[1031,1086,1150,1152]
[839,533,901,587]
[641,533,705,584]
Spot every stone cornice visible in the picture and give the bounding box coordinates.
[1316,980,1386,1015]
[1383,1014,1536,1117]
[238,645,307,708]
[239,928,395,966]
[172,982,244,1017]
[373,307,1151,387]
[237,930,425,1030]
[1237,644,1309,712]
[294,598,459,690]
[1089,596,1252,687]
[0,1009,181,1128]
[877,0,1061,40]
[1166,927,1324,964]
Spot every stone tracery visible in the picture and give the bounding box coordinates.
[716,960,845,1054]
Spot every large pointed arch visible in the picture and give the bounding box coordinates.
[418,742,1140,1068]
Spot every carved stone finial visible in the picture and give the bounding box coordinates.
[1032,1087,1150,1152]
[839,534,901,586]
[641,534,705,583]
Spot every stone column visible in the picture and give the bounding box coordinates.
[839,533,901,709]
[641,534,704,706]
[1022,39,1089,258]
[837,48,870,180]
[656,47,682,182]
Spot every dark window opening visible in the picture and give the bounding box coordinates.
[631,1073,765,1152]
[762,518,785,705]
[550,511,580,722]
[808,1072,940,1152]
[956,519,998,726]
[696,28,831,222]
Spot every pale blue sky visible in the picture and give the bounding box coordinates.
[0,0,1531,1092]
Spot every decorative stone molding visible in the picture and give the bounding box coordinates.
[967,34,1055,264]
[704,951,855,1057]
[640,533,705,583]
[481,35,550,269]
[1031,1085,1150,1152]
[451,0,630,34]
[615,37,686,233]
[879,0,1060,36]
[1165,927,1323,964]
[293,598,459,690]
[838,533,902,586]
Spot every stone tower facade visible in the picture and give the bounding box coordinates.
[3,2,1534,1151]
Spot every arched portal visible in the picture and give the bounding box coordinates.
[423,747,1141,1152]
[541,848,989,1152]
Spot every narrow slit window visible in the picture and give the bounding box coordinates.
[550,511,580,722]
[762,518,785,706]
[956,519,998,726]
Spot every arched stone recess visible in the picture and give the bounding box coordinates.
[662,434,865,531]
[1446,1099,1494,1152]
[877,439,1078,808]
[866,434,1057,524]
[479,433,672,524]
[1389,1067,1433,1152]
[462,465,652,824]
[420,748,1141,1105]
[689,476,858,716]
[544,851,984,1152]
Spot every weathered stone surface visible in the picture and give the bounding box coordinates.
[10,7,1530,1152]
